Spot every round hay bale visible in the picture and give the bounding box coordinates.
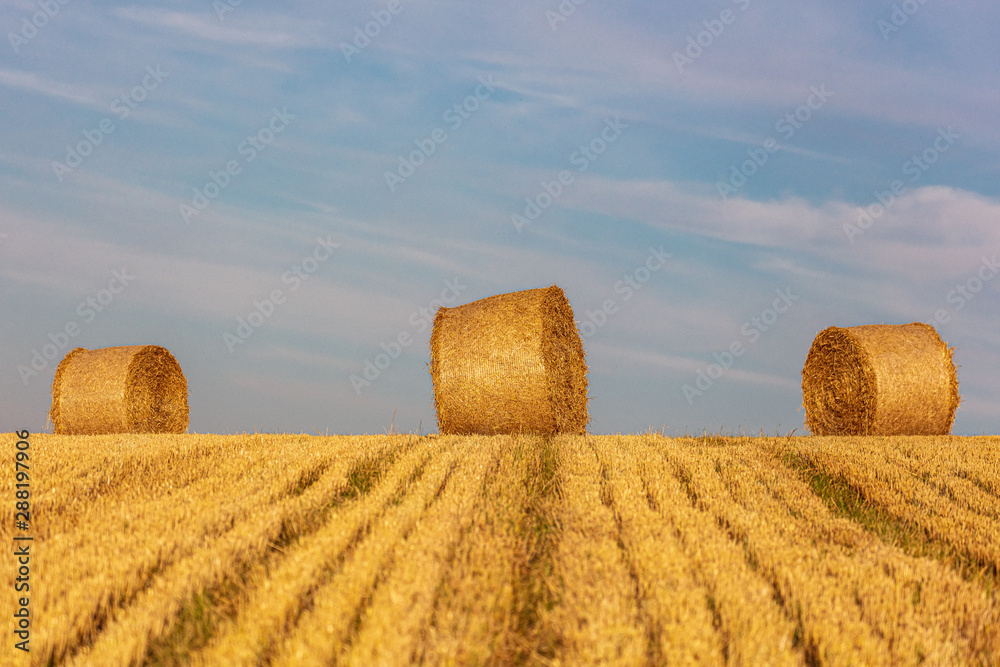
[430,285,589,435]
[801,322,959,436]
[50,345,189,435]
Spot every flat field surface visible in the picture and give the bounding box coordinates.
[2,433,999,666]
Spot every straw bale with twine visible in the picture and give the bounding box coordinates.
[430,285,589,435]
[50,345,189,435]
[801,322,959,436]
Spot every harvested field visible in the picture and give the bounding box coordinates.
[2,433,999,666]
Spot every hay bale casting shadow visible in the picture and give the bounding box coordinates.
[430,285,589,435]
[801,322,959,436]
[50,345,189,435]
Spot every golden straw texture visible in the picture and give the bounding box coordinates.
[50,345,189,435]
[430,285,588,435]
[801,323,959,435]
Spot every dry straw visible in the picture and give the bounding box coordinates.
[50,345,189,435]
[430,285,589,435]
[801,322,959,436]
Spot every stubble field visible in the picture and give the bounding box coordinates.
[2,432,998,666]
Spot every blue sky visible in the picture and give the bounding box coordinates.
[2,0,998,435]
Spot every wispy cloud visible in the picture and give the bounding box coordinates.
[589,342,800,391]
[112,6,317,48]
[0,69,104,109]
